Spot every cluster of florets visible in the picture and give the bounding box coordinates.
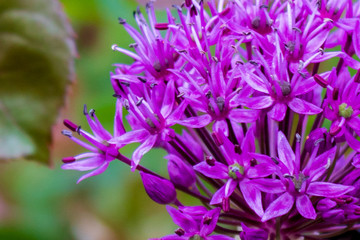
[61,0,360,239]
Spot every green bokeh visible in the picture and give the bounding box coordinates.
[0,1,181,239]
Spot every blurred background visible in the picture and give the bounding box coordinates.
[0,0,191,239]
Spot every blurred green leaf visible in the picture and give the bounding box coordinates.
[0,0,76,164]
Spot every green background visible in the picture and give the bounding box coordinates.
[0,0,181,239]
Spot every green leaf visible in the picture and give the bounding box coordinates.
[0,0,76,164]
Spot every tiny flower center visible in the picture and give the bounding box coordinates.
[228,163,244,179]
[339,103,353,118]
[279,81,291,96]
[189,234,205,240]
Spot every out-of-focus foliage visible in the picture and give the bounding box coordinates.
[0,0,190,239]
[0,0,76,164]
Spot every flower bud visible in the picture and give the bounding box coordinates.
[140,171,177,204]
[166,154,196,188]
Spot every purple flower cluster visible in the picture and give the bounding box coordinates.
[61,0,360,239]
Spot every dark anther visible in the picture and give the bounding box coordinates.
[150,83,157,89]
[118,17,126,24]
[190,5,197,17]
[89,109,95,117]
[279,81,291,96]
[138,77,147,83]
[175,228,185,236]
[178,49,188,53]
[206,156,216,166]
[136,97,144,106]
[205,91,212,99]
[212,56,219,63]
[124,99,130,110]
[292,27,302,33]
[260,4,269,8]
[112,93,121,98]
[250,158,257,167]
[120,82,130,87]
[203,216,212,225]
[271,157,279,165]
[61,130,72,137]
[249,60,259,66]
[129,43,138,48]
[234,144,242,154]
[177,92,185,98]
[83,104,88,115]
[332,87,339,100]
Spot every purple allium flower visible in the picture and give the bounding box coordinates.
[158,206,234,240]
[261,131,354,221]
[61,103,124,183]
[61,0,360,238]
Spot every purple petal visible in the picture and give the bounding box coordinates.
[224,179,238,197]
[175,114,212,128]
[193,161,229,179]
[240,180,264,217]
[242,73,269,94]
[207,235,235,240]
[76,162,109,184]
[345,129,360,152]
[210,185,226,205]
[307,182,355,198]
[166,206,198,233]
[288,98,322,115]
[110,129,149,146]
[62,156,103,171]
[267,103,287,121]
[296,195,316,219]
[246,163,277,178]
[354,21,360,57]
[250,178,286,194]
[213,120,229,136]
[317,198,337,212]
[242,126,256,154]
[200,208,221,236]
[229,109,259,123]
[167,101,188,124]
[131,135,157,170]
[161,80,175,118]
[261,192,294,222]
[160,235,186,240]
[347,117,360,134]
[240,223,268,240]
[277,131,295,174]
[242,96,274,110]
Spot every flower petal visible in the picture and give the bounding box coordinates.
[288,98,322,115]
[166,206,198,233]
[240,180,264,217]
[296,195,316,219]
[261,192,294,222]
[250,178,286,193]
[62,156,103,171]
[193,161,229,179]
[76,162,109,184]
[131,135,157,170]
[246,163,277,178]
[267,103,287,121]
[345,130,360,152]
[175,114,212,128]
[307,182,354,198]
[210,185,226,205]
[229,109,259,123]
[277,131,295,174]
[200,208,221,236]
[241,96,274,110]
